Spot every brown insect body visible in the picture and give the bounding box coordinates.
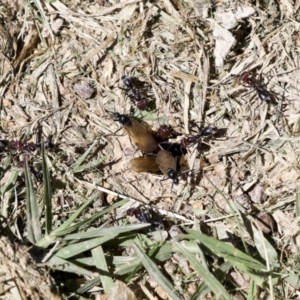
[114,113,158,153]
[155,149,179,185]
[130,156,160,173]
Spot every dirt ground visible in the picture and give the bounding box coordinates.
[1,0,300,299]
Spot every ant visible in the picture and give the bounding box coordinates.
[155,149,179,185]
[181,126,218,149]
[154,124,182,143]
[113,112,158,153]
[127,206,164,230]
[240,71,271,102]
[0,131,55,183]
[121,76,149,110]
[0,140,39,152]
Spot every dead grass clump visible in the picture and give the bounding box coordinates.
[0,236,59,300]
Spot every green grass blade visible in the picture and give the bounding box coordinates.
[72,157,106,173]
[76,276,101,294]
[1,169,19,218]
[51,193,100,234]
[64,224,150,240]
[251,223,278,266]
[24,158,42,243]
[55,234,118,259]
[36,193,99,248]
[41,141,52,234]
[132,241,182,300]
[247,279,256,300]
[191,261,232,300]
[0,169,18,195]
[55,199,129,236]
[70,141,97,172]
[296,193,300,229]
[175,241,232,300]
[47,256,95,277]
[92,246,114,292]
[182,229,269,284]
[114,242,172,276]
[36,198,128,248]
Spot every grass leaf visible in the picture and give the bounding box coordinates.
[41,141,52,234]
[47,256,95,277]
[251,223,278,267]
[132,241,182,300]
[72,157,106,173]
[70,141,97,172]
[24,158,42,243]
[55,235,118,259]
[181,229,269,285]
[296,193,300,228]
[92,246,114,292]
[175,241,232,300]
[64,224,150,240]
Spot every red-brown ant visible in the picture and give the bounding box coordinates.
[0,131,55,183]
[240,71,270,102]
[154,124,181,143]
[121,76,148,110]
[181,126,218,148]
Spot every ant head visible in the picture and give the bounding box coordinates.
[167,168,179,185]
[180,137,189,149]
[127,207,138,217]
[240,71,250,82]
[113,113,132,126]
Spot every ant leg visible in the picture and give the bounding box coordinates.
[240,90,257,118]
[240,89,255,103]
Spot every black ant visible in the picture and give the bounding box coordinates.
[127,206,164,230]
[121,76,149,110]
[240,71,271,102]
[181,126,218,149]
